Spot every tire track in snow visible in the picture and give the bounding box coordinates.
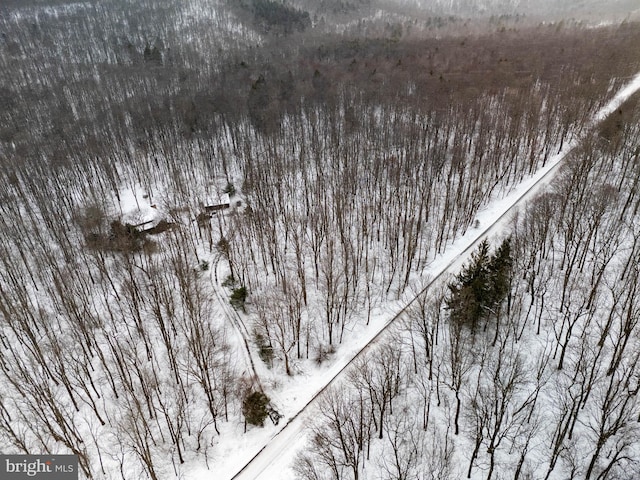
[211,250,264,391]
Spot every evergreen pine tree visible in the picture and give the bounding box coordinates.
[447,239,491,332]
[242,391,270,427]
[446,238,513,334]
[487,237,513,313]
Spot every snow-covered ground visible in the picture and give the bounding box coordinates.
[209,71,640,480]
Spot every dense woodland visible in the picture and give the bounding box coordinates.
[297,93,640,479]
[1,0,640,479]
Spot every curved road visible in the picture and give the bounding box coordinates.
[228,71,640,480]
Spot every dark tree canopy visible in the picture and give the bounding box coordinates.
[446,238,513,332]
[242,391,270,427]
[238,0,311,35]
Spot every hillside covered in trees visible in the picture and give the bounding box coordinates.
[1,1,640,479]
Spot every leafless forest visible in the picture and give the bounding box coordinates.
[1,1,640,479]
[297,92,640,479]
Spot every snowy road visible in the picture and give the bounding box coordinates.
[228,71,640,480]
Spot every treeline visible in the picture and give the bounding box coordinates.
[296,93,640,479]
[233,0,311,34]
[3,16,640,163]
